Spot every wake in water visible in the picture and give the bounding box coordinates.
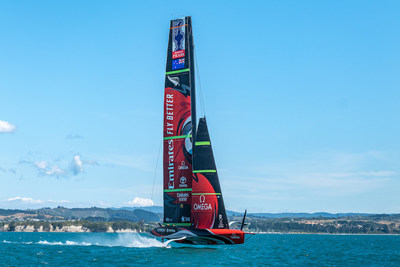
[37,240,92,246]
[3,234,166,248]
[82,233,166,248]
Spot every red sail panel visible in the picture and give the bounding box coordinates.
[191,173,219,229]
[163,17,194,226]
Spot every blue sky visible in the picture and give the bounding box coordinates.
[0,1,399,213]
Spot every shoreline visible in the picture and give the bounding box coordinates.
[1,225,399,235]
[0,224,142,233]
[254,232,400,235]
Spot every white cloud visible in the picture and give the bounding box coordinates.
[34,161,65,177]
[2,197,70,209]
[127,197,154,207]
[24,155,96,178]
[34,161,48,169]
[0,120,16,133]
[71,155,84,175]
[6,197,44,204]
[46,165,65,176]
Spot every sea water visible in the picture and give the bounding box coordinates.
[1,232,400,266]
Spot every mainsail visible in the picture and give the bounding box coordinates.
[163,16,228,229]
[163,17,195,226]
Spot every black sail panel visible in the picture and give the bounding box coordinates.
[191,118,229,229]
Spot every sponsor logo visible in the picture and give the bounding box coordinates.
[166,228,176,233]
[165,93,174,189]
[218,214,224,228]
[167,76,191,97]
[172,50,185,59]
[179,176,187,188]
[165,217,172,222]
[178,161,189,170]
[167,139,174,189]
[165,93,174,131]
[172,19,185,52]
[193,194,212,211]
[231,233,240,239]
[181,216,190,222]
[172,58,185,70]
[177,192,189,202]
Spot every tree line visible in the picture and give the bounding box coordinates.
[0,220,156,233]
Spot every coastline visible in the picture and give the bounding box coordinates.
[0,224,142,233]
[1,224,399,235]
[254,231,400,235]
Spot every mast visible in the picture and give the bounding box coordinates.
[162,17,194,226]
[188,17,197,146]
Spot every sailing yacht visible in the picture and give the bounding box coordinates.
[151,17,247,245]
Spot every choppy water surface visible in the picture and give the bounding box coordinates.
[1,232,399,266]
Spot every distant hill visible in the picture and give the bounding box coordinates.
[245,212,372,219]
[0,209,36,216]
[226,211,400,221]
[0,207,161,223]
[2,207,400,234]
[2,206,399,223]
[225,210,400,219]
[113,206,164,214]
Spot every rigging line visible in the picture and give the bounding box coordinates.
[194,45,206,118]
[150,139,162,205]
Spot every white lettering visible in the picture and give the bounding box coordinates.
[165,94,173,129]
[193,203,212,211]
[168,139,174,189]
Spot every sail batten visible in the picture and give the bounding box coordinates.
[166,68,190,75]
[163,134,192,140]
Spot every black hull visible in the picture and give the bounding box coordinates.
[151,226,245,245]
